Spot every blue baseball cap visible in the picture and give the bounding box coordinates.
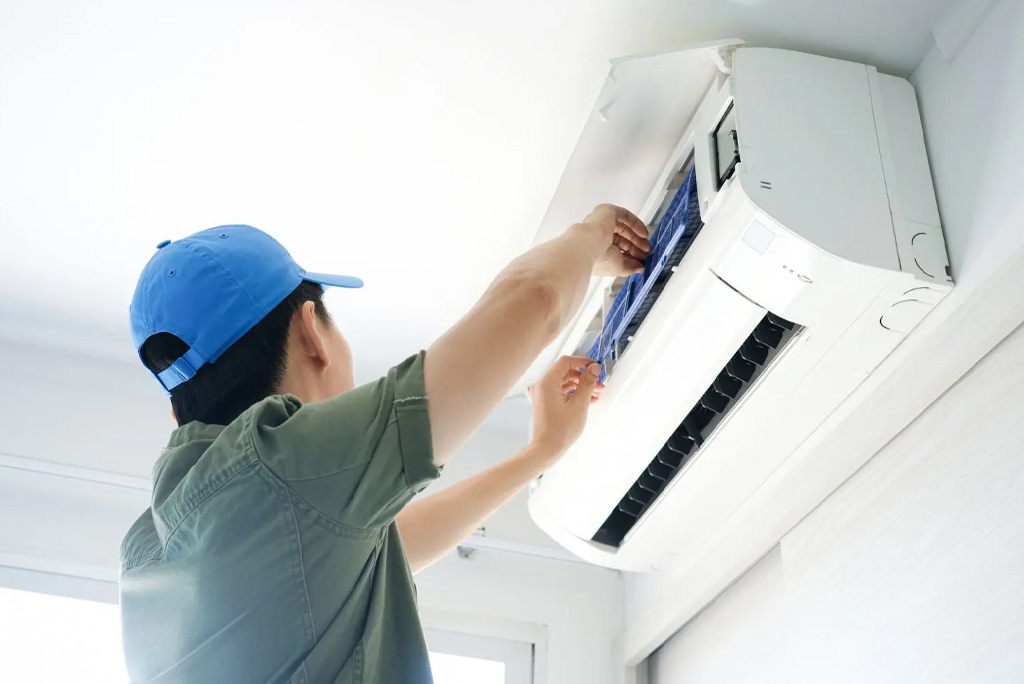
[130,224,362,393]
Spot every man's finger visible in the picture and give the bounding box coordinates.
[559,368,606,384]
[621,256,645,275]
[612,206,650,248]
[561,380,604,396]
[617,206,650,239]
[542,355,597,387]
[569,363,602,403]
[559,372,605,387]
[612,234,648,260]
[614,226,650,257]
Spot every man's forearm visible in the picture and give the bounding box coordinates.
[423,225,610,463]
[498,223,612,333]
[395,442,563,574]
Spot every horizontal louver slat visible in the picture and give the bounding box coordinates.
[591,311,800,548]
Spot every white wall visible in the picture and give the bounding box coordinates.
[911,0,1022,279]
[0,340,161,601]
[623,0,1024,661]
[0,340,171,477]
[651,546,785,684]
[419,552,623,684]
[651,302,1024,684]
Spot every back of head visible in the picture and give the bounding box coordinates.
[130,225,362,427]
[140,281,329,426]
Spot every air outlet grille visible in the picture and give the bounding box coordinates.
[590,312,800,548]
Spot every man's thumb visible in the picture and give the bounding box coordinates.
[572,363,601,401]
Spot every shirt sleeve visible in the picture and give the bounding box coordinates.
[249,351,440,530]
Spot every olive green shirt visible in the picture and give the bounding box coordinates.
[119,353,440,684]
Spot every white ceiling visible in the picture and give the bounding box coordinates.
[0,0,952,384]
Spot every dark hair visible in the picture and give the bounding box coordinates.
[141,281,331,426]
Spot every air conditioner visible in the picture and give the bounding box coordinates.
[526,41,952,571]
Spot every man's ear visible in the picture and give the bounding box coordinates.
[295,301,332,369]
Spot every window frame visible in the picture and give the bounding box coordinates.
[422,610,545,684]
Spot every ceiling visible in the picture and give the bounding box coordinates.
[0,0,953,385]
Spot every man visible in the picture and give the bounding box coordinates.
[120,204,650,683]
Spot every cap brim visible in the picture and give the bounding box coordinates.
[305,271,364,289]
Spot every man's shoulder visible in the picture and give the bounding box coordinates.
[142,414,271,553]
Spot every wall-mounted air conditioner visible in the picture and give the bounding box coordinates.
[526,41,951,571]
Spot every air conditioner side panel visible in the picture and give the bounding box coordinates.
[870,72,952,288]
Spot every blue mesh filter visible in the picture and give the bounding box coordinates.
[589,168,702,380]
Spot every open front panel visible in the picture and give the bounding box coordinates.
[532,39,743,245]
[592,312,801,548]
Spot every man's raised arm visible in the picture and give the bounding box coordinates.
[424,205,649,465]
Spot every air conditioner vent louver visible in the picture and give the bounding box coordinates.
[590,312,800,548]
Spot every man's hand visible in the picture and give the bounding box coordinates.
[575,204,651,278]
[528,355,604,458]
[397,355,604,574]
